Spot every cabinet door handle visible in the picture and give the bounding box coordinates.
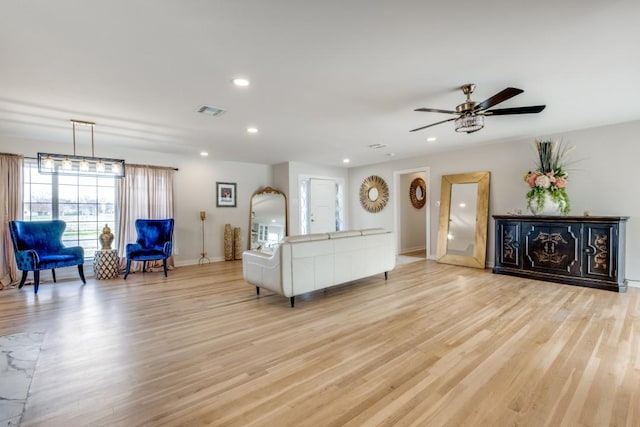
[584,246,596,255]
[512,241,520,248]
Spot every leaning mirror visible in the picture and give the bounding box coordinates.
[248,187,288,252]
[436,171,490,269]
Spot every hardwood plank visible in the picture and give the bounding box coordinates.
[0,259,638,426]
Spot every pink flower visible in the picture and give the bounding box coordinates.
[555,177,566,188]
[525,173,537,188]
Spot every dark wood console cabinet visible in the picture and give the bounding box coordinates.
[493,215,628,292]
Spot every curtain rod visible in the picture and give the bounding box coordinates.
[22,156,178,171]
[126,163,179,171]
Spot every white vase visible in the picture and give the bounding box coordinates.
[529,191,563,215]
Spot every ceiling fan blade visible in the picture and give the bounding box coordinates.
[474,87,524,111]
[485,105,546,116]
[414,108,458,115]
[409,117,456,132]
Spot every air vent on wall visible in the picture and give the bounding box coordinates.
[197,105,226,117]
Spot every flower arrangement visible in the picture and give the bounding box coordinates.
[524,139,574,215]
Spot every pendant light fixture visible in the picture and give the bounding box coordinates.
[38,120,126,178]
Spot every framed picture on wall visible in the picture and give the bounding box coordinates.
[216,182,237,207]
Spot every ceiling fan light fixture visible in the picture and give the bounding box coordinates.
[455,115,484,133]
[411,84,544,134]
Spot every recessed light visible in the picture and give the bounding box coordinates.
[232,78,250,87]
[459,203,466,208]
[247,127,258,134]
[200,151,208,157]
[427,137,437,142]
[343,158,350,164]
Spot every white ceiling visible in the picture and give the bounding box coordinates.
[1,1,639,167]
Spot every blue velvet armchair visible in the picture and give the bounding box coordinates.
[9,220,86,294]
[124,219,174,279]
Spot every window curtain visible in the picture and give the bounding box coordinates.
[116,164,176,274]
[0,153,24,290]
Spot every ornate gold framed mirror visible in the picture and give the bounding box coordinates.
[436,171,490,269]
[248,187,288,251]
[409,177,426,209]
[359,175,389,213]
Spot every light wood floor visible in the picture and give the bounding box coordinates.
[1,260,639,426]
[399,249,427,258]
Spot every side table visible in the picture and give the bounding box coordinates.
[94,250,120,280]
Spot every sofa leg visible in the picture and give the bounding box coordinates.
[51,269,57,283]
[78,264,87,284]
[19,271,28,289]
[256,287,260,296]
[124,260,132,279]
[385,271,388,280]
[290,297,295,308]
[34,270,40,294]
[143,261,147,273]
[163,258,168,277]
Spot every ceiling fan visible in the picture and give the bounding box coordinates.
[410,84,545,134]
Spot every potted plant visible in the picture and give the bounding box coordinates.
[524,139,574,215]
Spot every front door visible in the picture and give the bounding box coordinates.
[309,178,337,233]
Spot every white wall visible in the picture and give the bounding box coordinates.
[348,120,640,284]
[1,137,272,265]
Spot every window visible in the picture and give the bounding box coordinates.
[23,160,117,257]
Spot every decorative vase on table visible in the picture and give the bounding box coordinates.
[528,190,564,215]
[524,139,573,215]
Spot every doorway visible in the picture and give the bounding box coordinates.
[394,167,430,259]
[309,178,337,233]
[299,177,345,234]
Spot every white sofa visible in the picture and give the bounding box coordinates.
[242,228,396,307]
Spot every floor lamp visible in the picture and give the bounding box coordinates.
[199,211,210,264]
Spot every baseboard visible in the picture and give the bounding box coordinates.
[399,245,426,254]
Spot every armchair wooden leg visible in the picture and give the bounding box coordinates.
[51,269,57,283]
[163,258,168,277]
[256,286,260,296]
[78,264,86,284]
[19,271,28,289]
[290,296,295,308]
[34,270,40,294]
[124,260,132,279]
[143,261,147,273]
[385,271,388,280]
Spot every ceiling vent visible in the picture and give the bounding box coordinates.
[197,105,226,117]
[368,143,387,149]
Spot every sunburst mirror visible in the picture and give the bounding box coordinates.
[409,177,426,209]
[359,175,389,213]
